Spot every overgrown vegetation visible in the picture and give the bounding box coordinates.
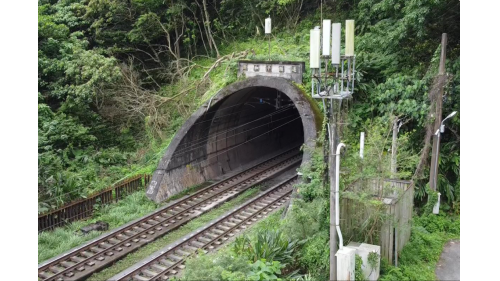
[39,0,459,208]
[355,255,365,281]
[179,210,303,281]
[379,213,459,280]
[39,0,459,279]
[87,187,260,281]
[38,190,159,262]
[39,180,215,263]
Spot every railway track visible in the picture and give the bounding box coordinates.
[111,175,297,281]
[38,148,301,281]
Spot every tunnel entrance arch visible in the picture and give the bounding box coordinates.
[146,76,321,203]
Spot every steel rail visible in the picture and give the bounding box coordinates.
[38,147,301,281]
[113,176,297,281]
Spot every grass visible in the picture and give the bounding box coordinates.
[38,182,211,263]
[87,187,260,281]
[379,213,460,281]
[180,199,460,281]
[38,191,158,263]
[178,201,285,279]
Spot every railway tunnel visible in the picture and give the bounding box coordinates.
[146,74,322,203]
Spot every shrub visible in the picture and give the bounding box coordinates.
[282,198,327,241]
[294,273,316,281]
[247,259,284,281]
[181,249,251,281]
[355,254,365,281]
[414,213,460,236]
[297,231,329,280]
[379,215,460,280]
[232,229,301,266]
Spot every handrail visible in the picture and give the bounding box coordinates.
[38,174,152,232]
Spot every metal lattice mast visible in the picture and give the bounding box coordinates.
[310,19,357,281]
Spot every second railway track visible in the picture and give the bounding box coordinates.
[38,147,302,281]
[111,175,298,281]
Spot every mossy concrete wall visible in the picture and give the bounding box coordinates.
[146,76,323,203]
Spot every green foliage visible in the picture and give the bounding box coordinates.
[295,146,327,202]
[297,231,329,280]
[355,254,365,281]
[247,259,284,281]
[378,214,459,281]
[347,0,461,206]
[367,251,379,270]
[414,213,460,236]
[221,270,248,281]
[182,249,251,281]
[294,273,316,281]
[233,229,301,266]
[38,0,144,206]
[38,191,158,262]
[282,198,327,241]
[421,187,439,215]
[342,116,418,183]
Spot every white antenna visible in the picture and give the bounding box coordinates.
[322,19,331,56]
[310,28,321,68]
[345,20,355,56]
[265,16,272,60]
[265,17,272,34]
[310,16,358,281]
[331,23,341,65]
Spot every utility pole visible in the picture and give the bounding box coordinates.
[329,114,338,281]
[310,18,356,281]
[429,33,447,191]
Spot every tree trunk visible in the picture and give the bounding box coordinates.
[202,0,220,57]
[413,34,447,182]
[175,26,181,71]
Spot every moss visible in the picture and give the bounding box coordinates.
[292,81,324,135]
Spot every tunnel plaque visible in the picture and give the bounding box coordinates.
[238,61,305,83]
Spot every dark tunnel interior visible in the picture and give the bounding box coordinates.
[166,86,304,180]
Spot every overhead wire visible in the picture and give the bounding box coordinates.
[174,105,295,152]
[171,112,299,157]
[39,98,300,206]
[39,112,302,206]
[188,104,276,126]
[168,115,303,170]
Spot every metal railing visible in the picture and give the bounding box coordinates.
[38,174,152,232]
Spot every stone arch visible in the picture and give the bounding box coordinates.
[146,76,322,203]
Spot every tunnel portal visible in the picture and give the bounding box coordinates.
[146,76,321,203]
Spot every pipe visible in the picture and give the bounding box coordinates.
[335,142,346,250]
